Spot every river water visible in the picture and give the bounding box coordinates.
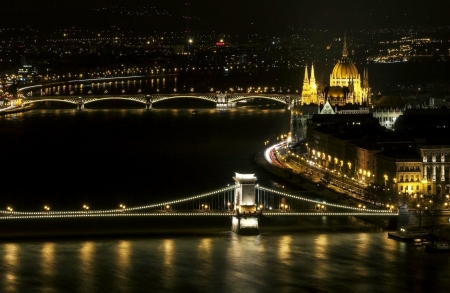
[1,105,449,292]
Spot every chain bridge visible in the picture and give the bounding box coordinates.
[1,173,397,234]
[20,93,299,110]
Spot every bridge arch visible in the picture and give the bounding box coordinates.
[228,95,290,105]
[151,95,217,104]
[22,98,78,106]
[82,96,147,105]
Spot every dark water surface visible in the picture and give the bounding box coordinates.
[1,107,450,292]
[0,106,290,210]
[1,231,449,293]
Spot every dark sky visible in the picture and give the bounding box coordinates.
[2,0,449,34]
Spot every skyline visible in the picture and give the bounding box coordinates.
[2,0,450,34]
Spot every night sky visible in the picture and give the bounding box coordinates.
[1,0,449,33]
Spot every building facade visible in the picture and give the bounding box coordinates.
[301,34,371,106]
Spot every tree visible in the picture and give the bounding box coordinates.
[365,184,391,207]
[409,193,427,228]
[409,193,447,230]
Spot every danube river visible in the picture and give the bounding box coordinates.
[1,105,450,292]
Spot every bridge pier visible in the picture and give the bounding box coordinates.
[145,96,152,110]
[231,173,260,234]
[77,97,84,110]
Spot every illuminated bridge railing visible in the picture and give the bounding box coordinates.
[0,185,398,220]
[255,186,398,216]
[0,185,238,219]
[262,212,397,216]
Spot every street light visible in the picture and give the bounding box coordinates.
[227,202,231,210]
[83,205,89,213]
[7,206,13,214]
[44,205,50,213]
[120,204,126,212]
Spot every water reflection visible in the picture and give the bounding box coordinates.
[116,240,131,291]
[159,239,175,291]
[277,235,293,265]
[40,242,55,278]
[355,233,369,258]
[79,242,95,293]
[314,234,328,260]
[3,243,19,292]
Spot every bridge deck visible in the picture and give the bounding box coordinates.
[1,210,398,220]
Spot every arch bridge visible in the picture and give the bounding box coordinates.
[20,93,299,110]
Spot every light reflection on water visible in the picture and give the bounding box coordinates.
[3,243,18,292]
[79,242,95,293]
[1,232,450,292]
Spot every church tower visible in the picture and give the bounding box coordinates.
[301,64,318,105]
[309,64,318,104]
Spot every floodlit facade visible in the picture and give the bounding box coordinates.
[302,34,371,106]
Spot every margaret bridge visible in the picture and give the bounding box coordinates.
[1,173,397,234]
[19,93,299,110]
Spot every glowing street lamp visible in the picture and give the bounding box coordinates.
[6,206,13,214]
[83,205,89,213]
[44,205,50,213]
[120,204,126,212]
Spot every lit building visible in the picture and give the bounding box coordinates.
[420,145,450,195]
[372,95,406,129]
[302,34,371,106]
[376,148,424,196]
[301,64,318,104]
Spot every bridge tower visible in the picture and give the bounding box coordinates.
[77,97,84,110]
[145,95,152,110]
[231,173,260,234]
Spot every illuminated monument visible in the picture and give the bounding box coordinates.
[301,63,318,105]
[231,173,260,234]
[302,34,371,106]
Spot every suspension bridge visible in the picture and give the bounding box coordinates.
[1,173,397,234]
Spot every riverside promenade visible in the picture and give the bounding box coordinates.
[254,143,396,228]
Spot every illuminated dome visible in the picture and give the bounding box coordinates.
[331,59,359,79]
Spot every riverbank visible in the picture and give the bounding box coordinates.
[0,104,35,115]
[254,149,396,229]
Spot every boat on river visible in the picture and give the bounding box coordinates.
[388,226,430,242]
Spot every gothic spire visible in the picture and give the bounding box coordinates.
[310,63,316,85]
[303,65,309,83]
[342,32,348,58]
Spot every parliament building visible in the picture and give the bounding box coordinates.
[301,35,371,106]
